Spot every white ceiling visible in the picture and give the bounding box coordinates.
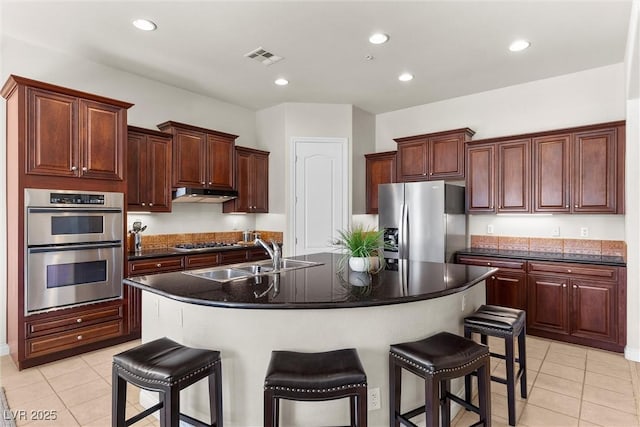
[2,0,633,114]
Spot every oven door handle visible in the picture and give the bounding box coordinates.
[28,241,122,254]
[27,208,122,214]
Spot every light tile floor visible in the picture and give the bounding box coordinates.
[0,336,638,426]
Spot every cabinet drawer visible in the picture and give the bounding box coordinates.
[128,256,185,276]
[219,250,248,265]
[528,262,617,281]
[248,248,270,261]
[185,253,220,269]
[457,256,526,270]
[26,305,122,338]
[26,319,124,359]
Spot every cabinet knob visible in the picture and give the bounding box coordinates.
[208,182,212,185]
[77,335,83,340]
[149,203,153,206]
[141,203,146,206]
[487,262,491,266]
[574,205,578,208]
[429,172,433,175]
[565,205,569,208]
[76,318,82,323]
[423,172,427,176]
[202,182,206,185]
[156,263,162,267]
[567,269,571,273]
[562,284,567,288]
[573,285,577,289]
[82,166,88,171]
[491,276,495,279]
[71,166,77,171]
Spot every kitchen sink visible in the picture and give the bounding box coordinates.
[184,268,252,283]
[183,258,323,283]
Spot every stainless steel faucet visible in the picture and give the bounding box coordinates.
[255,238,281,272]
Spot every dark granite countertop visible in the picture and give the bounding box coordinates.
[456,248,626,267]
[124,252,495,309]
[127,244,260,260]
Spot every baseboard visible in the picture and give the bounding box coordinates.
[0,343,9,356]
[625,345,640,362]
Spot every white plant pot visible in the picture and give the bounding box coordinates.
[349,256,379,272]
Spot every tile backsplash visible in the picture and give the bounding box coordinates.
[128,230,283,251]
[470,235,626,258]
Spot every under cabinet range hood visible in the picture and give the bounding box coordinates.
[172,187,238,203]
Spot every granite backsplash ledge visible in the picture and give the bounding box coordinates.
[128,230,283,251]
[470,235,626,258]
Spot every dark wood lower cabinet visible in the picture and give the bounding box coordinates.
[457,254,626,352]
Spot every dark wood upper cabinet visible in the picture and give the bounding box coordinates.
[572,127,619,213]
[13,78,131,182]
[223,146,269,213]
[127,126,172,212]
[497,139,530,213]
[364,151,396,214]
[532,134,571,213]
[157,121,237,191]
[466,144,495,212]
[466,120,625,214]
[394,128,475,182]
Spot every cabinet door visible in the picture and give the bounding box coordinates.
[533,134,571,213]
[79,99,124,180]
[497,139,530,212]
[125,286,142,336]
[527,274,569,335]
[572,128,618,213]
[365,152,396,214]
[232,150,251,212]
[126,132,145,209]
[26,88,78,177]
[252,152,270,213]
[206,134,235,190]
[570,279,617,343]
[147,135,172,211]
[396,140,428,181]
[466,144,495,212]
[173,129,206,187]
[487,270,527,310]
[429,134,464,180]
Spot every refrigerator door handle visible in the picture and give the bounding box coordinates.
[398,203,405,259]
[402,203,409,260]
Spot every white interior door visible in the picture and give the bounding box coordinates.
[292,138,348,255]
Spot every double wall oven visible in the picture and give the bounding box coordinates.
[25,189,124,314]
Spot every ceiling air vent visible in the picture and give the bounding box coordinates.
[244,47,283,66]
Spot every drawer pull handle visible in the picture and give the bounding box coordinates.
[76,318,82,323]
[77,335,83,340]
[156,263,162,267]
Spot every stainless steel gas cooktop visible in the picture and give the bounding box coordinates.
[173,242,242,252]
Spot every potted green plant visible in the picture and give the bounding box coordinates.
[332,225,386,273]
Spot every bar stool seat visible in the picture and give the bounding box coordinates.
[465,305,527,426]
[263,348,367,427]
[112,337,222,427]
[390,331,491,427]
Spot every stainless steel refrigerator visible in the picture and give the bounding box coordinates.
[378,181,466,264]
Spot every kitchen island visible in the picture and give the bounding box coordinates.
[124,252,495,426]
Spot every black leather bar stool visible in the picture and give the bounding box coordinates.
[263,348,367,427]
[464,305,527,426]
[112,337,223,427]
[389,331,491,427]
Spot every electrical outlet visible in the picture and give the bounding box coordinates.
[487,224,494,234]
[580,227,589,237]
[461,294,467,312]
[368,387,381,410]
[551,227,560,237]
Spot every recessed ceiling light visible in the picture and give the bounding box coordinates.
[509,39,531,52]
[132,19,157,31]
[398,73,414,82]
[274,78,289,86]
[369,33,389,45]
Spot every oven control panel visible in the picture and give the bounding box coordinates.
[50,192,105,205]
